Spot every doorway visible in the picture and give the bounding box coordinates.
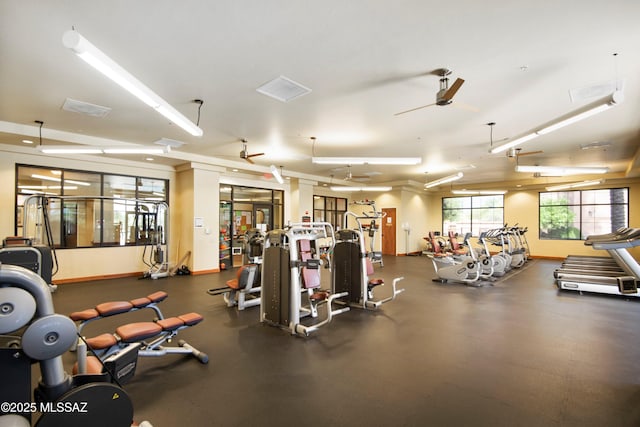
[254,204,272,232]
[381,208,396,255]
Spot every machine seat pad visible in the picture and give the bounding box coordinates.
[69,308,100,321]
[86,333,119,350]
[116,322,163,343]
[368,278,384,289]
[156,317,185,331]
[310,291,329,302]
[226,279,240,290]
[178,312,204,326]
[96,301,134,316]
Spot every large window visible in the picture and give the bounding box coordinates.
[539,188,628,240]
[442,195,504,236]
[16,165,168,248]
[313,196,347,230]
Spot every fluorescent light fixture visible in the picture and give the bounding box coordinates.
[37,145,103,154]
[490,133,539,154]
[312,157,422,165]
[490,91,623,154]
[452,190,507,195]
[515,165,609,175]
[537,91,622,134]
[545,180,605,191]
[62,30,203,137]
[330,186,392,192]
[37,145,170,155]
[270,165,284,184]
[424,172,463,188]
[103,146,170,154]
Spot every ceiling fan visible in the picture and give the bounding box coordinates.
[239,139,264,164]
[339,165,370,181]
[486,123,543,158]
[507,147,543,159]
[395,68,466,116]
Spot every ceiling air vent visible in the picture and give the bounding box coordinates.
[62,98,112,118]
[256,76,312,102]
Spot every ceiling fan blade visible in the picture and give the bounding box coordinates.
[518,150,543,157]
[442,78,464,101]
[245,157,254,164]
[247,152,265,158]
[394,102,437,116]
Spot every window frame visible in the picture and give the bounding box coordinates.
[441,194,504,236]
[16,164,169,248]
[539,187,629,240]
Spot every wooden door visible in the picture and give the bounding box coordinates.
[382,208,396,255]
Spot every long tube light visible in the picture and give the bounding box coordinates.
[312,157,422,165]
[490,91,623,154]
[452,190,507,195]
[515,165,608,175]
[270,165,284,184]
[424,172,463,188]
[330,186,392,192]
[62,30,203,137]
[545,180,605,191]
[37,145,171,155]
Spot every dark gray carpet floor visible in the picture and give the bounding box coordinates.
[41,256,640,426]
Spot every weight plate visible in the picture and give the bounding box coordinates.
[0,287,37,334]
[22,314,77,360]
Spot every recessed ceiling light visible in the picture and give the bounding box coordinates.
[22,139,34,144]
[145,157,154,161]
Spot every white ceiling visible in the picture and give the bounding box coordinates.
[1,1,639,190]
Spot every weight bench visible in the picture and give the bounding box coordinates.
[69,290,168,339]
[75,312,208,382]
[207,264,261,310]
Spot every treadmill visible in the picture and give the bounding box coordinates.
[554,228,640,297]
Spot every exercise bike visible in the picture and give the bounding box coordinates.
[424,232,484,286]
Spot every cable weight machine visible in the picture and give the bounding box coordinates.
[346,200,386,266]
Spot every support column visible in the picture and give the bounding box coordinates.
[175,162,225,274]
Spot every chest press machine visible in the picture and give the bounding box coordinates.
[260,222,350,337]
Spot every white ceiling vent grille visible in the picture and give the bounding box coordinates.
[62,98,112,118]
[256,76,312,102]
[569,79,624,103]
